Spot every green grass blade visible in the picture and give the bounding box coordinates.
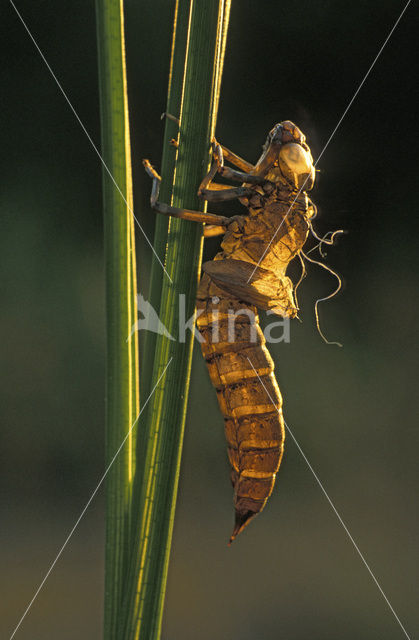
[96,1,140,638]
[133,0,190,558]
[139,0,189,405]
[122,1,231,638]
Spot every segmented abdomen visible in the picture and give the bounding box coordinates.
[196,272,285,543]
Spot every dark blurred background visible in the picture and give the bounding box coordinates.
[1,1,418,638]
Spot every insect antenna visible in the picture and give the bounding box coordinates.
[300,250,343,347]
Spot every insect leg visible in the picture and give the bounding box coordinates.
[198,157,253,202]
[210,139,264,185]
[203,225,226,237]
[218,165,266,184]
[203,183,236,191]
[143,159,230,227]
[159,117,254,173]
[199,185,254,202]
[215,141,255,172]
[213,137,281,182]
[160,111,180,125]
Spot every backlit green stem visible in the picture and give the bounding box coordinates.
[122,1,231,638]
[96,1,140,638]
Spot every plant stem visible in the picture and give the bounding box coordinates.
[96,1,140,638]
[139,0,189,406]
[123,1,231,638]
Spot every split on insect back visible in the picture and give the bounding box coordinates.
[144,120,344,543]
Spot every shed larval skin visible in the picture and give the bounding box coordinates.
[196,122,316,543]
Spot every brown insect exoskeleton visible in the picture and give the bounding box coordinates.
[144,120,342,544]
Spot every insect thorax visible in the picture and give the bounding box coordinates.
[209,181,315,318]
[222,181,314,270]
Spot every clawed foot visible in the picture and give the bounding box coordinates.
[211,137,224,169]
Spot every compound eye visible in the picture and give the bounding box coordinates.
[281,120,306,146]
[279,143,315,190]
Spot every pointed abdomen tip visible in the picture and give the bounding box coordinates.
[229,509,257,544]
